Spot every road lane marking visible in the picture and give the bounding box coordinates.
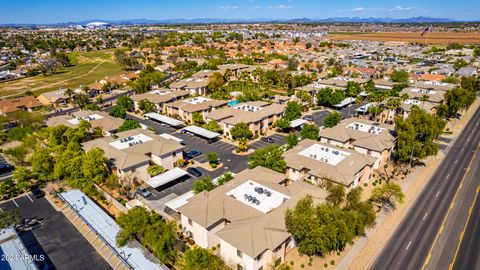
[436,191,441,198]
[422,144,480,270]
[449,187,480,270]
[423,213,429,221]
[12,199,19,208]
[455,159,458,164]
[447,173,450,178]
[406,241,412,250]
[26,194,33,202]
[461,147,464,152]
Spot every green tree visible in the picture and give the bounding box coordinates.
[453,59,468,70]
[300,124,319,140]
[316,88,345,107]
[371,182,405,210]
[236,137,249,152]
[207,72,226,92]
[275,118,291,131]
[206,152,218,164]
[230,122,253,139]
[0,209,21,229]
[394,107,446,162]
[326,182,346,207]
[3,145,28,165]
[192,112,204,124]
[116,96,134,111]
[147,165,165,177]
[30,148,54,180]
[346,81,361,97]
[345,187,363,210]
[194,177,216,194]
[248,145,286,173]
[323,112,342,128]
[182,248,229,270]
[284,101,303,121]
[217,172,234,185]
[390,70,409,83]
[82,148,108,184]
[285,133,299,149]
[109,106,127,118]
[138,99,156,113]
[203,120,223,133]
[118,119,141,132]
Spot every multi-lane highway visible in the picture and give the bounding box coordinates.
[370,107,480,270]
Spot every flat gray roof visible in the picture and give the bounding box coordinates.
[183,125,221,139]
[290,118,308,128]
[0,228,38,270]
[144,112,184,127]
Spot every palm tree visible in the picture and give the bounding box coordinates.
[420,94,429,109]
[64,88,75,105]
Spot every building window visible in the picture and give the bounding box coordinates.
[188,218,192,225]
[237,249,243,258]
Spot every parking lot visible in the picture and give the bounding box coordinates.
[0,195,111,270]
[250,133,286,149]
[303,110,330,127]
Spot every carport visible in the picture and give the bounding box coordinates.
[144,112,184,128]
[183,125,221,142]
[146,168,189,189]
[334,97,355,109]
[290,119,308,129]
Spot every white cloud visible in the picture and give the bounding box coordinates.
[351,7,365,12]
[269,4,292,9]
[219,5,238,11]
[390,6,417,12]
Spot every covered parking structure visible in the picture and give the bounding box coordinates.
[182,125,221,142]
[290,118,308,129]
[146,168,189,189]
[334,97,355,109]
[144,112,184,128]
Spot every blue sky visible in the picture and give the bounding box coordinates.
[1,0,479,24]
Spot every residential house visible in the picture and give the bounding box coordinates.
[0,96,42,115]
[178,166,328,270]
[37,89,71,107]
[456,67,478,77]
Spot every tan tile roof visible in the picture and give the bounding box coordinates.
[206,102,286,125]
[178,166,327,258]
[319,118,395,152]
[283,139,376,186]
[131,90,189,104]
[82,128,184,170]
[166,98,227,113]
[0,96,42,114]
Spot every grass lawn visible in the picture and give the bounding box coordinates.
[0,49,124,97]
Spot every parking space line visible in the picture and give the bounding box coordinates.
[12,199,19,207]
[26,194,33,202]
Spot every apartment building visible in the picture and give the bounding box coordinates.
[131,89,189,113]
[178,166,328,270]
[46,110,124,136]
[165,96,227,123]
[284,139,376,189]
[82,128,184,182]
[319,118,395,169]
[205,101,286,139]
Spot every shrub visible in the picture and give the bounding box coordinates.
[330,260,335,265]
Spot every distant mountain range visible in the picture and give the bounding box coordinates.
[2,16,478,27]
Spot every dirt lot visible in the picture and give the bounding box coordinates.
[328,32,480,45]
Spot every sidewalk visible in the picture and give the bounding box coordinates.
[336,99,480,270]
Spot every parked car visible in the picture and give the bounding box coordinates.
[261,137,274,143]
[30,187,45,198]
[187,167,203,177]
[303,116,313,121]
[186,150,202,158]
[137,187,152,198]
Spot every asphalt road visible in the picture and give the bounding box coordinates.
[452,186,480,270]
[370,107,480,270]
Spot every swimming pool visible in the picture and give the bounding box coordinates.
[228,100,239,106]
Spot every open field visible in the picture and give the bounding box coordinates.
[0,49,123,98]
[328,32,480,45]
